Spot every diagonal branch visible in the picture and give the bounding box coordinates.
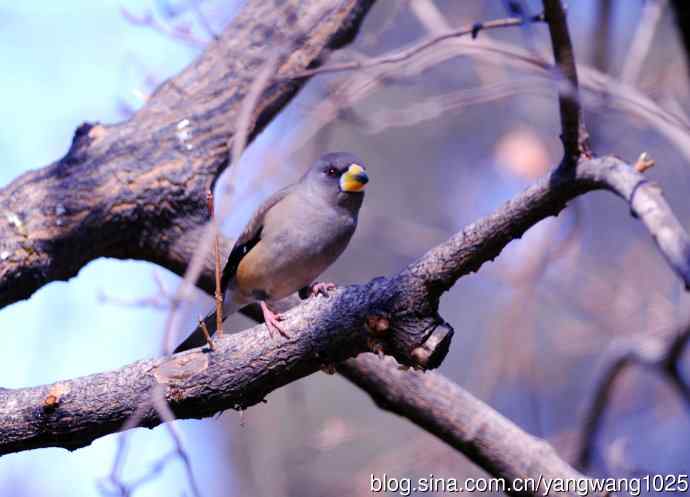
[575,323,690,469]
[338,355,603,497]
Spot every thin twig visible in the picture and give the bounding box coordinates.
[294,24,690,169]
[229,53,281,171]
[101,386,202,497]
[542,0,591,160]
[207,190,224,338]
[281,13,545,81]
[151,386,202,497]
[199,317,215,350]
[576,324,690,469]
[121,7,207,48]
[159,55,280,355]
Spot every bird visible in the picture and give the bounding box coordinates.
[174,152,369,352]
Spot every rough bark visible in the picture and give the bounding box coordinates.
[0,281,389,455]
[339,355,599,497]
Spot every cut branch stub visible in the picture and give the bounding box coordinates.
[357,275,454,369]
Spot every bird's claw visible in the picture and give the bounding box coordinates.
[320,363,337,375]
[260,301,290,339]
[266,315,289,339]
[310,281,337,298]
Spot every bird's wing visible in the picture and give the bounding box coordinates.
[220,185,293,291]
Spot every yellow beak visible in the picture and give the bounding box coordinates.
[339,164,369,192]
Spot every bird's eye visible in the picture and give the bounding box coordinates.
[326,167,338,177]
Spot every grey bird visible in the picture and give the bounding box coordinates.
[175,152,369,352]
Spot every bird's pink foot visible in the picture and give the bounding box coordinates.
[310,281,337,297]
[260,301,289,338]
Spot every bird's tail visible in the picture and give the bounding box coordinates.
[173,299,238,353]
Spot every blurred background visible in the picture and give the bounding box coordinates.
[1,0,689,495]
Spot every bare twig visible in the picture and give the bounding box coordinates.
[207,191,224,338]
[542,0,591,160]
[576,323,690,469]
[276,20,690,175]
[151,386,202,497]
[281,13,545,81]
[199,317,215,351]
[101,385,201,497]
[160,54,281,354]
[633,151,656,173]
[361,79,552,134]
[121,7,207,48]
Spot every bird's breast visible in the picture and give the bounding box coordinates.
[234,205,356,301]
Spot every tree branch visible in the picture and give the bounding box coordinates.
[338,355,602,497]
[543,0,591,160]
[281,12,545,80]
[576,322,690,469]
[0,286,382,456]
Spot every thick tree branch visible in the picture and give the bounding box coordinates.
[338,355,600,497]
[0,0,375,309]
[543,0,591,160]
[0,284,382,455]
[406,156,690,291]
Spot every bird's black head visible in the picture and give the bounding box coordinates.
[304,152,369,209]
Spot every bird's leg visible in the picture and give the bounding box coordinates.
[309,281,337,297]
[260,301,289,338]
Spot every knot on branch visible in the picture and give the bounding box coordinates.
[361,276,454,370]
[363,310,455,370]
[410,321,453,370]
[59,121,104,167]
